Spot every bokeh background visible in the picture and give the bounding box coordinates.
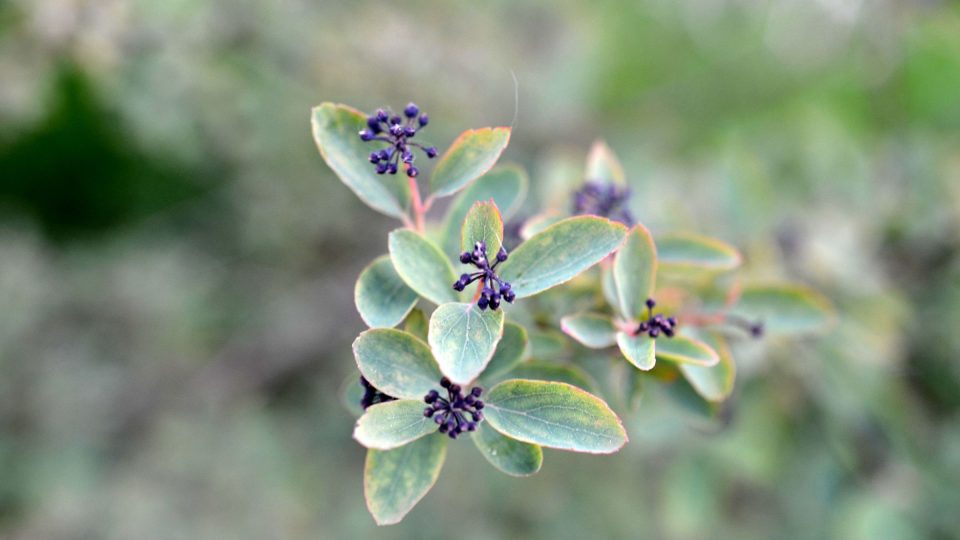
[1,0,959,538]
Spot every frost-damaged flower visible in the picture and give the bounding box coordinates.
[423,377,484,439]
[359,102,438,178]
[453,241,515,311]
[359,376,396,410]
[573,180,634,226]
[635,298,678,338]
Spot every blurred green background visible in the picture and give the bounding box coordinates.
[1,1,959,538]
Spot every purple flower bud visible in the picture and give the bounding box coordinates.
[649,327,660,338]
[403,126,416,137]
[496,246,508,262]
[402,151,414,163]
[471,387,482,397]
[424,407,435,417]
[440,377,451,388]
[406,166,419,178]
[503,290,516,303]
[389,115,402,125]
[389,124,404,137]
[477,296,489,310]
[646,298,656,309]
[375,163,388,174]
[404,103,420,118]
[460,252,472,264]
[367,116,381,130]
[369,152,381,163]
[425,146,438,158]
[418,113,429,126]
[376,109,388,122]
[387,162,398,175]
[359,130,374,141]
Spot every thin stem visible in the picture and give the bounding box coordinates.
[408,176,426,233]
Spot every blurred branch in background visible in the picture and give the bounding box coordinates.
[0,0,959,538]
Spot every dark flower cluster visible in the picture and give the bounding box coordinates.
[359,376,396,410]
[453,241,515,311]
[635,298,677,338]
[423,377,484,439]
[572,180,634,226]
[359,103,438,178]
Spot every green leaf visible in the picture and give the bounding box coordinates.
[584,140,626,185]
[499,216,628,298]
[353,329,443,400]
[655,335,719,367]
[354,400,438,450]
[528,330,568,359]
[403,308,429,342]
[601,264,624,316]
[480,322,529,384]
[656,232,742,274]
[429,127,511,199]
[679,332,735,402]
[506,362,595,391]
[461,200,504,256]
[364,434,447,526]
[560,313,617,349]
[389,229,459,305]
[428,302,505,384]
[441,165,528,255]
[484,379,628,454]
[735,284,836,335]
[355,256,419,328]
[613,224,658,320]
[616,332,656,370]
[311,103,409,218]
[471,422,543,477]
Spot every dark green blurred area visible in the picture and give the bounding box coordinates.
[0,1,958,539]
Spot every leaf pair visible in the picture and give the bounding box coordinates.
[311,103,511,220]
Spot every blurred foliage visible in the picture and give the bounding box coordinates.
[0,0,958,539]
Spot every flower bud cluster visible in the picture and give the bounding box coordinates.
[635,298,677,338]
[423,377,484,439]
[359,103,438,178]
[453,241,515,311]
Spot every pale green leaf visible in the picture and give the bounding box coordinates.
[656,232,742,274]
[389,229,459,305]
[355,256,419,328]
[560,312,617,349]
[429,127,511,199]
[679,332,735,402]
[656,335,719,367]
[616,332,657,370]
[484,379,628,454]
[472,422,543,477]
[311,103,408,218]
[353,328,443,400]
[613,224,658,320]
[584,140,626,185]
[428,302,505,384]
[354,400,438,450]
[736,284,836,335]
[461,200,504,256]
[499,216,628,298]
[364,434,447,526]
